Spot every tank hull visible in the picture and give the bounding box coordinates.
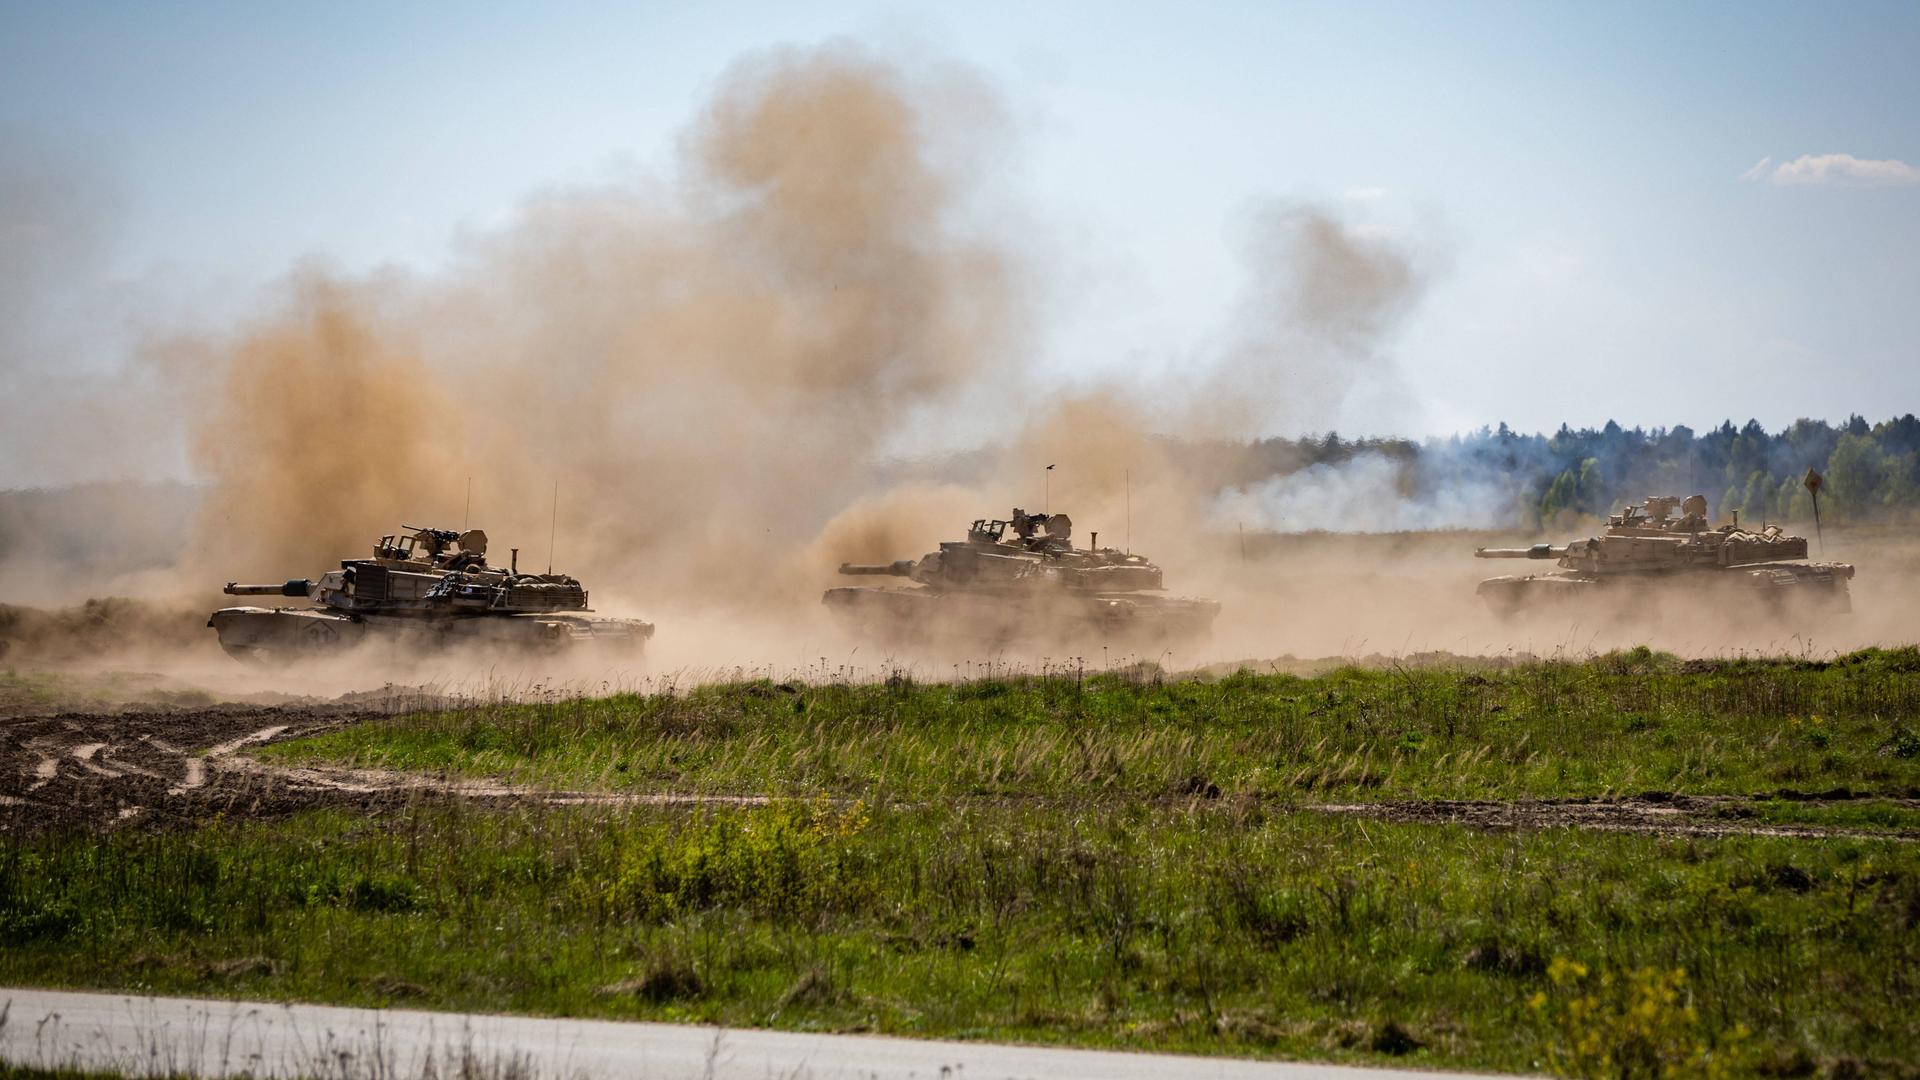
[822,585,1219,650]
[1476,562,1854,618]
[207,605,654,664]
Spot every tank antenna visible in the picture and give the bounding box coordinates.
[1125,468,1131,554]
[1045,463,1055,516]
[547,479,558,575]
[1804,468,1826,553]
[463,476,472,531]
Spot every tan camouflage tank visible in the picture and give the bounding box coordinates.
[208,525,653,663]
[823,508,1219,648]
[1474,495,1854,616]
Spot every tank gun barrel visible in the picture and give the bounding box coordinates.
[838,560,917,577]
[224,579,313,597]
[1474,544,1567,560]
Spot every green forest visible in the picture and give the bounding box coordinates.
[1213,414,1920,529]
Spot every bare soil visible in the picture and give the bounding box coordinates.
[1311,792,1920,842]
[2,705,382,833]
[0,705,768,835]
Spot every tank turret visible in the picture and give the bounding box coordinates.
[1474,495,1854,616]
[822,507,1218,648]
[206,524,654,664]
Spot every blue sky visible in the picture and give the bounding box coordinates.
[2,1,1916,484]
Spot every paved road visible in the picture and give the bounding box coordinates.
[0,988,1517,1080]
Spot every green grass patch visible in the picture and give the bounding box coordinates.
[264,648,1920,805]
[2,801,1914,1075]
[1738,798,1920,832]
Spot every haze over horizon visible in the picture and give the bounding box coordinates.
[3,1,1916,490]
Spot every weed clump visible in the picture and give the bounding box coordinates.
[597,801,869,922]
[1530,960,1752,1079]
[601,951,705,1003]
[1369,1019,1424,1056]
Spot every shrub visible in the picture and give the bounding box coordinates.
[1530,959,1752,1079]
[598,800,868,922]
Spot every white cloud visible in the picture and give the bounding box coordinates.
[1342,185,1388,201]
[1741,153,1920,187]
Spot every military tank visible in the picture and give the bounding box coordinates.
[823,508,1219,648]
[1474,495,1854,616]
[208,525,653,663]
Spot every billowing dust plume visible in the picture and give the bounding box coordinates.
[180,44,1024,626]
[809,198,1434,578]
[19,41,1478,671]
[12,40,1904,684]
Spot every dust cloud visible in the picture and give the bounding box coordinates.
[0,133,190,493]
[2,41,1913,695]
[182,44,1022,612]
[1199,203,1426,437]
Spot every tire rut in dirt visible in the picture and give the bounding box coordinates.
[0,705,391,834]
[1309,793,1920,842]
[0,705,765,834]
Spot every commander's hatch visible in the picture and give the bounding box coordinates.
[374,534,419,561]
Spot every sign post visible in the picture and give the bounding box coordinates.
[1803,468,1825,554]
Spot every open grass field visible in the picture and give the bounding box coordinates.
[264,647,1920,832]
[4,649,1919,1077]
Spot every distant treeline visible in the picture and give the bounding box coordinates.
[1183,414,1920,530]
[7,418,1919,550]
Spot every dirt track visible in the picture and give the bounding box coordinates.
[0,706,776,834]
[1312,793,1920,842]
[2,705,391,832]
[3,706,1915,841]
